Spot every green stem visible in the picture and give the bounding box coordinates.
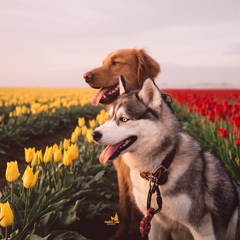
[46,166,53,190]
[24,188,31,223]
[5,227,7,240]
[64,167,67,188]
[10,182,13,203]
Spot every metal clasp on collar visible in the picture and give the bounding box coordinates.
[147,182,162,215]
[152,165,168,178]
[140,165,168,185]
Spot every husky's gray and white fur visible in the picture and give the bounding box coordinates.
[92,77,239,240]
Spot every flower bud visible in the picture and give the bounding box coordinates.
[74,126,81,137]
[24,147,35,163]
[22,166,40,189]
[86,129,94,143]
[89,119,96,129]
[63,149,73,166]
[78,117,85,127]
[70,144,79,160]
[31,153,39,168]
[43,146,53,164]
[71,132,78,143]
[0,201,14,227]
[5,161,20,182]
[81,126,87,136]
[54,148,63,163]
[36,150,43,164]
[63,138,70,150]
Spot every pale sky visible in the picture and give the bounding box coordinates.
[0,0,239,88]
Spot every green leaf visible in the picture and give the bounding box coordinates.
[63,198,85,213]
[45,186,73,205]
[39,199,70,217]
[9,201,25,231]
[39,210,60,234]
[88,170,105,184]
[54,211,78,227]
[27,192,48,221]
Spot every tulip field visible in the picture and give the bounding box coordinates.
[164,89,240,181]
[0,87,240,239]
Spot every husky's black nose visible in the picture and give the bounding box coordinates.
[92,131,102,141]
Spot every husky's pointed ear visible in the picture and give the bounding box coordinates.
[138,78,161,109]
[119,75,131,95]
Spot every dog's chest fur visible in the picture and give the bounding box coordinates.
[122,131,238,239]
[123,146,196,239]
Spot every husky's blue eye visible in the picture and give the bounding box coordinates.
[120,117,129,122]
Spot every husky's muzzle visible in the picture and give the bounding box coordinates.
[92,130,137,164]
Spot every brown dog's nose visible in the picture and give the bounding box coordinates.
[84,71,94,83]
[92,131,102,142]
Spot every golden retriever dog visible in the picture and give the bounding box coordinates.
[84,48,160,239]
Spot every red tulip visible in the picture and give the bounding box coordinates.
[218,128,229,138]
[207,112,215,122]
[230,114,240,128]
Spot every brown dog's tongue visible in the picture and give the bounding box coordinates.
[92,88,109,106]
[99,143,122,164]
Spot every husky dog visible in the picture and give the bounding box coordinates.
[92,77,239,240]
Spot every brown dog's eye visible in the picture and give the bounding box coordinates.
[112,61,119,65]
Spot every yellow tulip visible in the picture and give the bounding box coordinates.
[37,150,43,164]
[63,149,73,166]
[71,132,78,143]
[5,161,21,182]
[31,153,39,168]
[43,146,53,164]
[52,143,58,153]
[89,119,96,129]
[74,126,81,137]
[54,148,63,163]
[78,117,85,127]
[31,150,43,167]
[9,112,14,118]
[15,106,22,117]
[63,138,70,150]
[96,109,109,125]
[22,166,40,189]
[70,144,79,160]
[59,141,63,150]
[24,147,35,163]
[0,201,14,227]
[86,129,94,143]
[81,125,87,136]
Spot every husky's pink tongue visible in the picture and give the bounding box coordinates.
[99,143,122,164]
[92,88,108,106]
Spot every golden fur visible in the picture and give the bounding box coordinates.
[84,48,160,239]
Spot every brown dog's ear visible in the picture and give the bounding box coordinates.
[135,48,161,87]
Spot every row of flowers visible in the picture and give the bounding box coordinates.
[0,88,97,121]
[164,89,240,181]
[0,88,103,154]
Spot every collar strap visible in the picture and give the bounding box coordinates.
[140,144,177,185]
[161,93,174,114]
